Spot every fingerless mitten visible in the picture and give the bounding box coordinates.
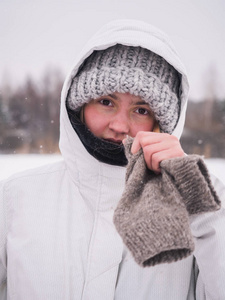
[113,137,221,267]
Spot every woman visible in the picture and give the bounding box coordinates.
[0,19,225,299]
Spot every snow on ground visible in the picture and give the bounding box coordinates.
[0,155,225,185]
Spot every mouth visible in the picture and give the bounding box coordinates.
[104,138,123,145]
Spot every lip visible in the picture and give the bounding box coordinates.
[104,138,123,145]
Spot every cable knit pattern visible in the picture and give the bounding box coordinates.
[113,137,221,267]
[67,44,181,134]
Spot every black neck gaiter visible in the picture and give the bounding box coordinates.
[66,106,128,167]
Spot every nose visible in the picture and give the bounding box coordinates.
[108,112,130,134]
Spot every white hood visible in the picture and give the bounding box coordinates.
[59,19,189,166]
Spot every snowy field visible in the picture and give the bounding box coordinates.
[0,154,225,185]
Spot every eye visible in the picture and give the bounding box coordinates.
[135,107,149,115]
[99,99,113,106]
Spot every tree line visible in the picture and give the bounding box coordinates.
[180,97,225,158]
[0,68,63,154]
[0,68,225,158]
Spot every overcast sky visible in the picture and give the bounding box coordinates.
[1,0,225,100]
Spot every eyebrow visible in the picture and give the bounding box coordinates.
[108,94,149,106]
[108,94,118,100]
[135,101,149,105]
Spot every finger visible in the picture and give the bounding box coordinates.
[131,131,162,154]
[122,137,127,145]
[142,140,185,171]
[142,143,169,170]
[151,148,184,172]
[131,138,141,154]
[131,132,147,154]
[141,134,183,157]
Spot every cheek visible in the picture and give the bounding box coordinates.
[130,120,155,137]
[84,105,108,137]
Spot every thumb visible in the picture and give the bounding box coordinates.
[131,137,142,154]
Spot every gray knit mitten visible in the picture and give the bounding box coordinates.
[113,138,221,267]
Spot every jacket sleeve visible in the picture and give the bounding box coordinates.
[190,174,225,299]
[161,155,225,298]
[0,180,7,293]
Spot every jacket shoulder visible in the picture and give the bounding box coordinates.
[3,159,66,183]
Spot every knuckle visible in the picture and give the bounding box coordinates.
[134,131,142,142]
[171,134,179,142]
[151,152,161,167]
[136,131,147,141]
[152,152,161,162]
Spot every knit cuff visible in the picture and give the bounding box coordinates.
[160,155,221,215]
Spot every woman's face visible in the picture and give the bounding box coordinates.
[83,92,156,144]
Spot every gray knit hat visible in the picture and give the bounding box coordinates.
[67,44,181,134]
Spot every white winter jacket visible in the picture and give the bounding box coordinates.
[1,19,225,300]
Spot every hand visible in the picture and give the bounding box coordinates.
[131,131,185,173]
